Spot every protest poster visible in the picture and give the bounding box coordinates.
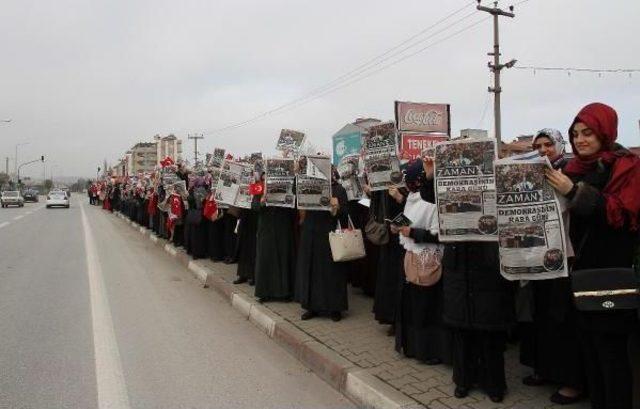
[207,148,226,169]
[332,131,362,165]
[434,138,497,242]
[160,167,179,188]
[399,132,448,162]
[395,101,450,134]
[363,122,404,191]
[495,156,569,280]
[337,154,364,201]
[264,157,296,208]
[276,129,306,153]
[214,160,243,207]
[297,155,332,211]
[234,162,256,209]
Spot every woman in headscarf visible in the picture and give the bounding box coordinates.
[519,128,586,405]
[393,160,452,365]
[295,165,349,322]
[546,103,640,409]
[234,170,262,285]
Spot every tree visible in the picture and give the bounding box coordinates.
[44,179,53,191]
[0,172,9,189]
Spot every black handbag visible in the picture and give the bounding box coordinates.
[571,268,640,311]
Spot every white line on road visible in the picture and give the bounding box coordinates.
[0,222,9,229]
[80,204,132,409]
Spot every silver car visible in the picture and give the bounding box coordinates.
[1,191,25,208]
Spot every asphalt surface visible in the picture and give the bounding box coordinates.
[0,196,354,409]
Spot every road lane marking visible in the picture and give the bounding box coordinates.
[80,205,132,409]
[13,215,24,220]
[0,222,9,229]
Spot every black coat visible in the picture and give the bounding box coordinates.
[295,183,349,313]
[236,206,259,280]
[442,242,515,331]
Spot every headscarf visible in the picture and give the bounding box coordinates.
[533,128,566,165]
[564,102,640,230]
[404,160,424,193]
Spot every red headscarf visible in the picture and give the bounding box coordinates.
[564,103,640,230]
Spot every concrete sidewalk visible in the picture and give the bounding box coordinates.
[117,213,590,409]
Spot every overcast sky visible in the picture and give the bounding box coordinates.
[1,0,639,178]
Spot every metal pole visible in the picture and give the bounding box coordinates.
[188,134,204,166]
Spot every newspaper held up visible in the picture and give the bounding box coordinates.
[297,155,332,211]
[234,162,256,209]
[495,155,568,280]
[214,159,243,207]
[337,154,364,201]
[207,148,226,169]
[363,122,404,191]
[434,138,498,242]
[276,129,306,154]
[264,157,296,208]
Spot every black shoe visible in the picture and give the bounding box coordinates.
[233,278,248,285]
[248,279,255,286]
[454,386,469,399]
[424,358,441,366]
[301,311,317,320]
[386,325,395,336]
[258,297,269,304]
[523,374,546,386]
[489,393,504,403]
[330,312,342,322]
[550,391,583,405]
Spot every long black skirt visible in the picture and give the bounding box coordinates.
[236,209,258,280]
[222,212,238,262]
[186,220,208,259]
[396,280,452,364]
[373,237,403,325]
[206,219,225,262]
[452,329,507,397]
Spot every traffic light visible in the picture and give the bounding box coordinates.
[41,155,45,162]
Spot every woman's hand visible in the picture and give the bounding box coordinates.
[422,156,435,180]
[545,168,574,195]
[389,224,400,235]
[398,226,411,237]
[388,186,404,203]
[362,184,371,196]
[330,197,339,216]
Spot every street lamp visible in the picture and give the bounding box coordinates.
[15,142,29,179]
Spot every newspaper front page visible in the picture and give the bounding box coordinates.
[363,122,403,191]
[276,129,306,153]
[207,148,226,169]
[434,139,498,242]
[297,155,331,211]
[337,154,364,201]
[265,157,296,208]
[495,156,568,280]
[214,160,243,207]
[234,162,255,209]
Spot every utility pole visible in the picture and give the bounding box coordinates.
[477,1,516,148]
[188,133,204,166]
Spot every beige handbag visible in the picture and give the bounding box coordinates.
[404,247,443,287]
[329,216,366,262]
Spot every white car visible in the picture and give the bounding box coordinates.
[46,191,70,208]
[1,191,25,208]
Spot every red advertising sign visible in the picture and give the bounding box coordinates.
[395,101,450,134]
[400,133,449,161]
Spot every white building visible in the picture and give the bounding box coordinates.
[155,134,182,165]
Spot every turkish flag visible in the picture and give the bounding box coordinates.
[248,182,264,196]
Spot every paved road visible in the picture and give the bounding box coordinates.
[0,196,354,409]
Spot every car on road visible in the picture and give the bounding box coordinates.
[22,188,40,202]
[46,190,70,208]
[1,191,25,208]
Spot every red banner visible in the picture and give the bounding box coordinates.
[400,133,448,161]
[395,101,450,134]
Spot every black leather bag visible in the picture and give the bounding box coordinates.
[570,268,640,311]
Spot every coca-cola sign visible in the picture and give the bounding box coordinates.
[395,101,450,133]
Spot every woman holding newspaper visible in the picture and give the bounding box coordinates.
[520,128,586,405]
[546,102,640,409]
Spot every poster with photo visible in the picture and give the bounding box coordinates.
[207,148,226,169]
[495,156,569,280]
[337,154,364,201]
[233,162,256,209]
[265,157,296,208]
[214,160,243,206]
[434,139,497,242]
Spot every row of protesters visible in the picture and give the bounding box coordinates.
[98,102,638,409]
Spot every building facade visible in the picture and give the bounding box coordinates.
[155,134,182,165]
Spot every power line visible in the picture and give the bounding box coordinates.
[205,1,481,134]
[514,66,640,74]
